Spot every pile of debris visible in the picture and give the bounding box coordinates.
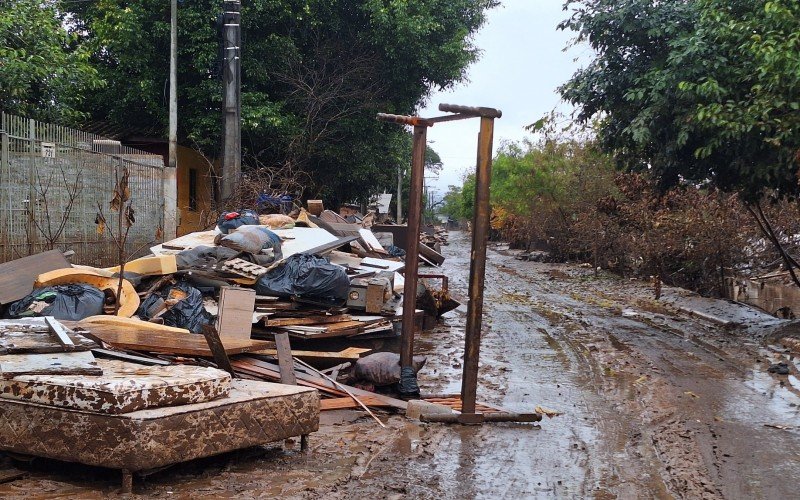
[0,202,463,489]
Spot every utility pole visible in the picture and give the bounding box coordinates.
[220,0,241,203]
[163,0,178,239]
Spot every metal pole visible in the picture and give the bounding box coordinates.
[1,113,8,261]
[396,164,402,223]
[398,124,427,397]
[27,118,36,254]
[460,116,496,416]
[164,0,178,239]
[220,0,241,203]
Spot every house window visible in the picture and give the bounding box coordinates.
[188,168,198,211]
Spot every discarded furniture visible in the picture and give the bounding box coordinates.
[0,378,319,492]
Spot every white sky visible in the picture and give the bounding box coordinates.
[418,0,589,198]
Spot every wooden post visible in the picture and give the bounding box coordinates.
[460,116,496,415]
[274,332,297,385]
[398,124,427,397]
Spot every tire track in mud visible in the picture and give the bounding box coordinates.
[487,240,800,499]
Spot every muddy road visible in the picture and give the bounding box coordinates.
[3,230,800,498]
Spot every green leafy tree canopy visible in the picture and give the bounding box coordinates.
[558,0,800,200]
[0,0,103,122]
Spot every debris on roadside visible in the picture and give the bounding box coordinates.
[0,203,464,489]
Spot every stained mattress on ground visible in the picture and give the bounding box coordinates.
[0,359,231,414]
[0,380,319,471]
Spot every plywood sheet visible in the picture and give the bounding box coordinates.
[216,287,256,341]
[0,250,71,305]
[271,227,339,259]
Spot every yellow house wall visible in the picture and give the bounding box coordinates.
[176,145,215,236]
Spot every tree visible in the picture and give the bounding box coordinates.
[558,0,800,198]
[0,0,103,122]
[66,0,496,206]
[559,0,800,286]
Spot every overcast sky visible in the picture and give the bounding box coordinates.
[418,0,588,197]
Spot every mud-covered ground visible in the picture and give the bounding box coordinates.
[3,230,800,498]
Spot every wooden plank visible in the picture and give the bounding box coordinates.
[232,360,348,397]
[422,395,504,414]
[303,235,360,256]
[44,316,73,346]
[201,325,235,375]
[232,356,407,410]
[319,210,349,224]
[320,395,391,410]
[0,250,71,305]
[418,242,445,265]
[0,351,102,379]
[264,314,352,327]
[273,332,297,385]
[91,348,172,366]
[250,346,370,362]
[216,287,256,341]
[75,322,272,356]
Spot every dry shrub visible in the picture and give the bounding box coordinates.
[503,170,755,296]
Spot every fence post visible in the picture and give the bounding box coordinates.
[27,118,37,255]
[1,112,9,261]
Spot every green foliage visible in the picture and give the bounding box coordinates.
[65,0,495,206]
[491,139,613,240]
[558,0,800,200]
[0,0,103,122]
[439,175,474,221]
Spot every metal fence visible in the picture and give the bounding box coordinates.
[0,112,166,266]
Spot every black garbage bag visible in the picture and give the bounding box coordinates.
[385,245,406,258]
[398,366,421,398]
[137,282,211,333]
[217,210,259,234]
[176,245,240,269]
[5,284,105,321]
[255,253,349,301]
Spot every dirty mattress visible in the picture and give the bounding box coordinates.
[0,359,231,414]
[0,380,319,471]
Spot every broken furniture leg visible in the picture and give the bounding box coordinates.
[121,469,133,494]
